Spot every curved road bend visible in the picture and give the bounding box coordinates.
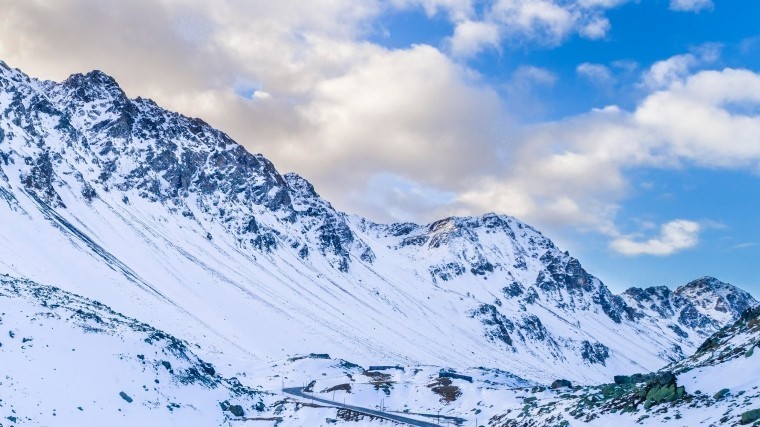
[282,387,444,427]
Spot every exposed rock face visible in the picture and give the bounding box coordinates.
[622,276,758,339]
[2,62,369,272]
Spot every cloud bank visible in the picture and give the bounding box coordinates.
[0,0,756,258]
[611,220,702,256]
[669,0,714,13]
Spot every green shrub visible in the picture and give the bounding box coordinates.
[228,405,245,417]
[551,379,573,389]
[740,408,760,425]
[713,389,730,400]
[641,372,686,409]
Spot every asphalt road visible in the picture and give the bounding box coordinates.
[282,387,446,427]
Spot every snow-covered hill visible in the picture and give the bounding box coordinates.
[0,275,269,426]
[0,59,756,391]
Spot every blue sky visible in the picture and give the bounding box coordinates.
[376,0,760,119]
[368,0,760,293]
[576,168,760,292]
[1,0,758,294]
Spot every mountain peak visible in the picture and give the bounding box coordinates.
[284,172,319,199]
[675,276,749,298]
[682,276,730,289]
[66,69,118,86]
[673,276,758,327]
[60,69,128,104]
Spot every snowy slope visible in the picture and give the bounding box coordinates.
[0,59,756,388]
[0,275,269,427]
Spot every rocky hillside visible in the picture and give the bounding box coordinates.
[486,305,760,426]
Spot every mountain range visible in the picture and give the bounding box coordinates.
[0,60,757,426]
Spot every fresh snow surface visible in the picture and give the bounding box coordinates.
[0,276,267,426]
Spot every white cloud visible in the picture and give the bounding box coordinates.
[576,62,614,85]
[433,0,630,57]
[512,65,558,87]
[640,45,721,89]
[390,0,474,19]
[641,54,698,89]
[732,242,759,250]
[634,69,760,168]
[579,16,610,40]
[611,220,701,256]
[577,0,628,6]
[448,20,501,57]
[669,0,714,13]
[453,67,760,243]
[693,42,723,63]
[611,59,638,72]
[294,45,507,192]
[503,66,559,121]
[490,0,576,44]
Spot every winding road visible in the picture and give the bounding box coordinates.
[282,387,448,427]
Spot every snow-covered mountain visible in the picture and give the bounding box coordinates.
[0,59,756,391]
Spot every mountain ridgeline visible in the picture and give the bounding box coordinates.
[0,60,756,388]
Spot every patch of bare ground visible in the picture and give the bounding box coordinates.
[428,377,462,403]
[363,371,394,395]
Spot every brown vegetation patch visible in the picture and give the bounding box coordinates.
[363,371,392,381]
[428,377,462,403]
[363,371,394,395]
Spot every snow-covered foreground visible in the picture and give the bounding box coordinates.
[1,274,758,427]
[0,276,267,426]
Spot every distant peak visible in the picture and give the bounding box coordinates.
[85,69,113,80]
[284,172,318,198]
[64,69,118,87]
[682,276,728,290]
[674,276,758,307]
[61,69,127,102]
